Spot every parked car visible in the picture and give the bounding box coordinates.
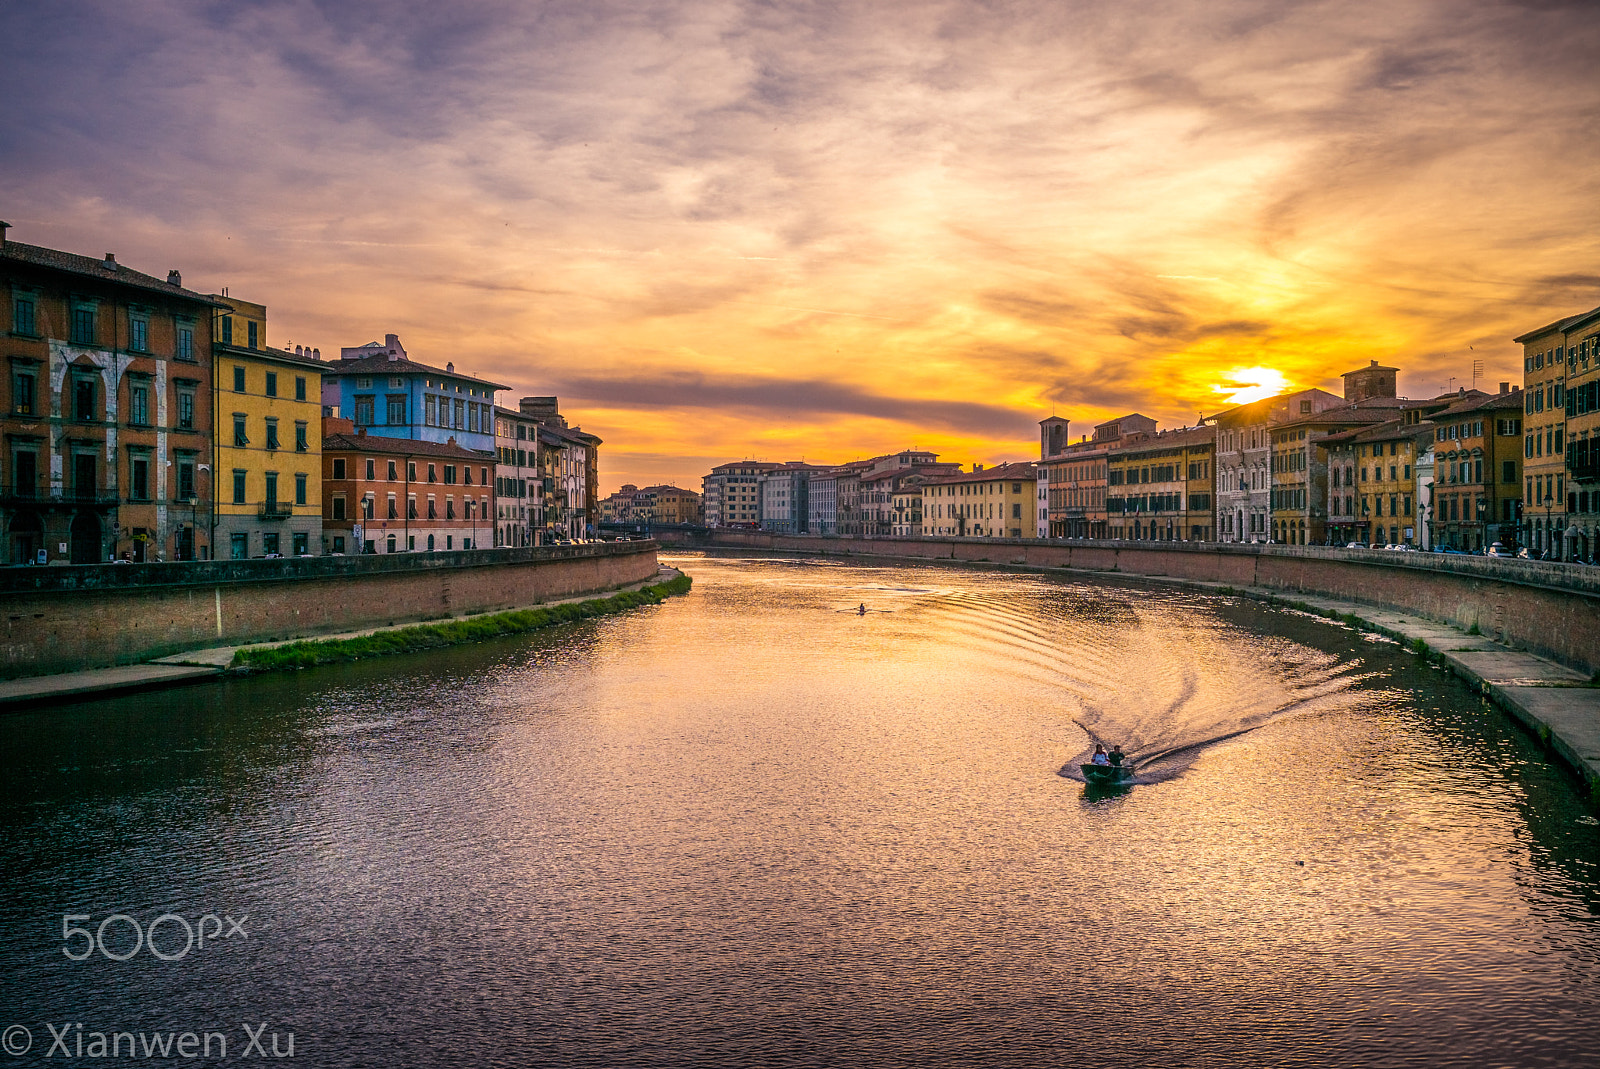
[1486,542,1514,558]
[1345,541,1365,549]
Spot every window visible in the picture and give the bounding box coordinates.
[354,396,374,425]
[454,399,465,429]
[263,532,280,556]
[129,315,149,352]
[233,470,247,504]
[74,378,96,421]
[129,383,149,425]
[234,415,248,446]
[12,295,36,335]
[425,395,438,426]
[248,321,259,350]
[362,494,374,520]
[221,315,233,345]
[387,494,397,519]
[265,419,279,450]
[332,457,346,480]
[332,496,346,520]
[231,533,249,560]
[13,369,36,415]
[177,459,196,499]
[386,395,407,425]
[130,455,150,501]
[463,465,473,486]
[428,497,437,519]
[408,462,416,481]
[233,366,246,392]
[446,498,455,519]
[427,464,436,483]
[295,376,307,401]
[177,390,195,430]
[444,465,456,485]
[407,495,417,519]
[365,458,375,480]
[293,532,308,556]
[176,326,193,361]
[387,460,397,481]
[295,421,308,452]
[265,371,277,397]
[356,377,372,389]
[71,306,95,345]
[265,473,279,508]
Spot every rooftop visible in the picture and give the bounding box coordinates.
[322,431,492,460]
[1,237,223,307]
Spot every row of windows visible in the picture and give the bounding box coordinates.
[231,365,310,400]
[329,457,491,486]
[13,297,195,360]
[1329,494,1414,518]
[1525,338,1597,374]
[230,470,310,507]
[4,449,197,499]
[231,415,309,452]
[331,492,491,522]
[11,369,196,429]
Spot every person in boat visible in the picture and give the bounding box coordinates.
[1108,744,1125,767]
[1090,744,1110,766]
[858,603,867,615]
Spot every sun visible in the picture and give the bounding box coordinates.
[1212,366,1290,405]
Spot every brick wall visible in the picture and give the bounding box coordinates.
[1,541,659,678]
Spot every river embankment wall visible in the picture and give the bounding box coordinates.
[0,541,660,679]
[662,532,1600,677]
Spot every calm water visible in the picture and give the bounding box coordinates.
[3,551,1597,1068]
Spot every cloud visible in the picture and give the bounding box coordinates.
[3,0,1599,491]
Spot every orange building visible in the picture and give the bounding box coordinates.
[321,417,495,555]
[1,223,217,563]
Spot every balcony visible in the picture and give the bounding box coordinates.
[258,502,294,520]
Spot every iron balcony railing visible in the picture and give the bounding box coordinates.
[258,502,294,520]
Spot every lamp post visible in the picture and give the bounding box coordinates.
[1536,492,1548,560]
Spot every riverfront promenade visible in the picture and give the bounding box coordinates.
[0,565,684,710]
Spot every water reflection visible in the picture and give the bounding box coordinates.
[1,551,1596,1068]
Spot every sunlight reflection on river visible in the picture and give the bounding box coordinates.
[2,551,1596,1068]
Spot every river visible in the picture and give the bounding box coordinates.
[2,551,1597,1068]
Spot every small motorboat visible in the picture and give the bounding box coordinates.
[1080,761,1134,786]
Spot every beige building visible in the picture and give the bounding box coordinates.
[921,462,1037,539]
[1515,312,1587,558]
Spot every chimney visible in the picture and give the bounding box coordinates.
[167,269,182,286]
[1500,382,1510,394]
[104,253,117,268]
[1513,385,1521,393]
[446,361,454,373]
[312,348,320,359]
[357,427,366,436]
[0,220,9,248]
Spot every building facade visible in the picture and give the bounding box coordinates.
[703,461,779,527]
[493,405,543,547]
[321,418,495,554]
[1106,427,1214,541]
[921,462,1037,539]
[1427,389,1525,552]
[2,224,217,564]
[321,334,506,454]
[1214,389,1344,543]
[1558,309,1600,560]
[1515,313,1584,558]
[211,296,323,558]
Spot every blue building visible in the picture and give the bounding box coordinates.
[320,334,507,454]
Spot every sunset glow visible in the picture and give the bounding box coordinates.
[1213,368,1293,407]
[3,0,1597,490]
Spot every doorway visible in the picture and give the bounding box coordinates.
[70,511,101,564]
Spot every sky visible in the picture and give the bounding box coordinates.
[3,0,1598,493]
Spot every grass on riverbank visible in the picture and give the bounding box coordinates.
[231,573,691,672]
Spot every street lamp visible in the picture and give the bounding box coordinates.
[1544,493,1554,560]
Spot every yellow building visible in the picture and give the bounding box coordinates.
[921,462,1037,539]
[210,296,324,557]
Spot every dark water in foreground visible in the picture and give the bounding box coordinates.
[2,552,1597,1068]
